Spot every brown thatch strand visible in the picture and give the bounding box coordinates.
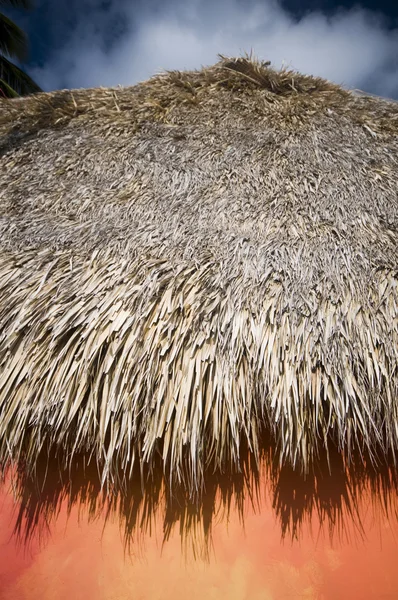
[0,55,398,491]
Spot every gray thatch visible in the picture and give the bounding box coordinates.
[0,55,398,492]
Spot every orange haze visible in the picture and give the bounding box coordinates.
[1,464,398,600]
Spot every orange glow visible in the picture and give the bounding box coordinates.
[1,454,398,600]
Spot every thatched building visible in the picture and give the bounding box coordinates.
[0,55,397,492]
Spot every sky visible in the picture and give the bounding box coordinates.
[5,0,398,98]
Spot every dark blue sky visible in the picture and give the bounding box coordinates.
[283,0,398,21]
[6,0,398,97]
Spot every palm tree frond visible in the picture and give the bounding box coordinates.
[0,0,32,9]
[0,76,19,96]
[0,54,41,96]
[0,11,28,61]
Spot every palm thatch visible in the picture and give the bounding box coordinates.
[8,444,398,556]
[0,55,398,493]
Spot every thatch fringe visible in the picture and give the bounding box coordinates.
[6,445,398,555]
[0,54,398,491]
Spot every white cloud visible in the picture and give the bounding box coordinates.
[30,0,398,98]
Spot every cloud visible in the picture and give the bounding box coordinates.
[30,0,398,98]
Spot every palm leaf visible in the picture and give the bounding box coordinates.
[0,54,41,96]
[0,0,32,8]
[0,76,19,96]
[0,11,28,61]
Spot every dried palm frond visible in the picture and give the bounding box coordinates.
[7,444,398,554]
[0,54,398,493]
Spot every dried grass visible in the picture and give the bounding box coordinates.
[0,54,398,492]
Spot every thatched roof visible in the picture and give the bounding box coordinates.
[0,55,398,492]
[10,444,398,553]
